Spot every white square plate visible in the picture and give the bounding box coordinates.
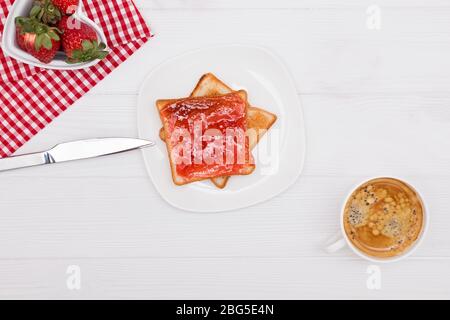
[137,45,306,212]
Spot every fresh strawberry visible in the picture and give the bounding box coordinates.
[29,0,62,26]
[59,16,108,63]
[52,0,79,15]
[16,26,28,51]
[15,17,61,64]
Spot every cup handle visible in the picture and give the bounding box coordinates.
[325,236,347,253]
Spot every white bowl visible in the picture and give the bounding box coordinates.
[1,0,108,70]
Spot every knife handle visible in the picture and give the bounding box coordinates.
[0,152,49,172]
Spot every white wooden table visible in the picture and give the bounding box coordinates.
[1,0,450,299]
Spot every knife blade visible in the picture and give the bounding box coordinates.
[0,138,154,172]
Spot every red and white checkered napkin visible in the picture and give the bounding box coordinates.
[0,0,151,157]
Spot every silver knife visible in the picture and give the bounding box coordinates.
[0,138,154,172]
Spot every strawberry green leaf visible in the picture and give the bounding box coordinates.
[35,34,44,50]
[30,6,41,17]
[82,40,94,51]
[96,51,109,59]
[48,30,60,41]
[42,35,52,50]
[15,16,26,26]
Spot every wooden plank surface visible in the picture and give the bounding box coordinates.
[1,258,449,299]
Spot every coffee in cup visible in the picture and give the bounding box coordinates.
[343,177,425,259]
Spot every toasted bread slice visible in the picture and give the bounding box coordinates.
[156,91,255,186]
[160,73,277,188]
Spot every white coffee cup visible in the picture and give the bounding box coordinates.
[326,177,429,263]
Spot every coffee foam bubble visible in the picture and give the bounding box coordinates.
[348,202,369,227]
